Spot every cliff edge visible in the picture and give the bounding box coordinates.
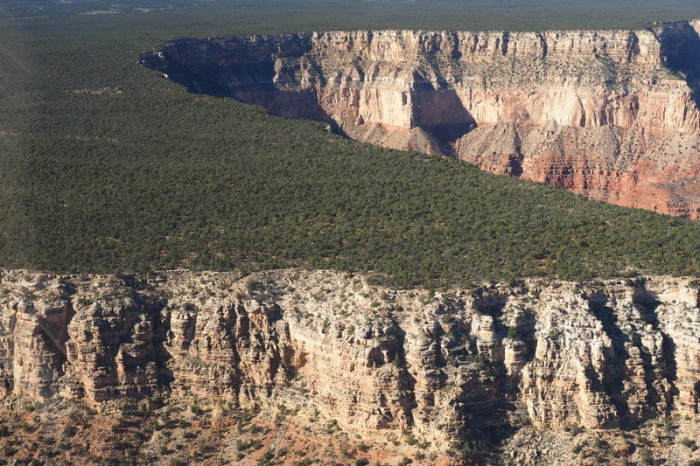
[141,20,700,218]
[1,269,699,463]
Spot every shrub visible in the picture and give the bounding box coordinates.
[564,424,583,436]
[507,326,520,339]
[190,405,205,416]
[681,438,698,451]
[640,448,655,465]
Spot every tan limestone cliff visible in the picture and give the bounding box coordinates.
[0,269,698,447]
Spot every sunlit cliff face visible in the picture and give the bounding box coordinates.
[3,269,700,438]
[141,21,700,219]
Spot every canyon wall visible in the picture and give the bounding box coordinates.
[1,269,698,444]
[141,21,700,218]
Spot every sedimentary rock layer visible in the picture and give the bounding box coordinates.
[1,269,698,442]
[141,21,700,218]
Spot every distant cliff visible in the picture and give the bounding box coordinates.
[141,21,700,218]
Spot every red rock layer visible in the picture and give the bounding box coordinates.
[141,20,700,218]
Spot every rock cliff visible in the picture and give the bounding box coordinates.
[1,268,698,446]
[141,21,700,218]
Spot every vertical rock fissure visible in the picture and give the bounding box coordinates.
[632,285,676,417]
[536,32,547,59]
[146,297,174,391]
[32,299,75,398]
[466,295,512,439]
[659,22,700,109]
[587,296,632,426]
[392,316,418,428]
[229,302,249,399]
[661,333,678,414]
[501,32,510,56]
[627,32,640,62]
[0,311,16,396]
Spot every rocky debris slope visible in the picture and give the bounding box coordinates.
[0,269,698,447]
[141,20,700,218]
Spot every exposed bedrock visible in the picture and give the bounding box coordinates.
[141,21,700,219]
[1,269,698,442]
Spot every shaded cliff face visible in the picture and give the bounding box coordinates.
[1,269,698,448]
[140,21,700,219]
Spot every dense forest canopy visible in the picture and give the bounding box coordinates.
[0,0,699,288]
[4,0,700,32]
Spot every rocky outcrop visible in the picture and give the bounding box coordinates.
[0,269,698,444]
[141,20,700,218]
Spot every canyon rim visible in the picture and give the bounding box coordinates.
[141,20,700,219]
[1,9,699,465]
[1,269,699,464]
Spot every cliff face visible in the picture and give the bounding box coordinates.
[1,269,698,445]
[141,21,700,219]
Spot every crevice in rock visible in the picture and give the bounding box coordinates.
[231,302,253,399]
[146,298,174,391]
[632,284,661,328]
[473,294,507,318]
[627,32,640,62]
[264,307,284,392]
[0,311,16,396]
[390,318,417,427]
[367,346,385,367]
[36,300,75,398]
[536,32,548,59]
[661,333,678,414]
[659,21,700,109]
[464,294,514,443]
[513,307,536,364]
[637,339,663,416]
[586,294,632,427]
[630,282,677,417]
[34,327,67,398]
[501,31,510,56]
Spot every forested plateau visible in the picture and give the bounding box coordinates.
[1,1,700,465]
